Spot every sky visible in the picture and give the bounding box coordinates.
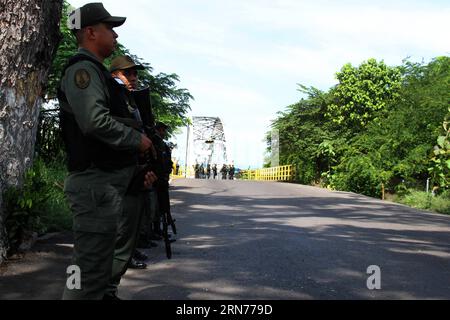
[68,0,450,169]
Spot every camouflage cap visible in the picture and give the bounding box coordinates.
[110,55,145,72]
[67,2,126,30]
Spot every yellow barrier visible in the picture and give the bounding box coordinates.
[171,159,184,179]
[170,161,196,179]
[170,163,294,181]
[240,165,294,181]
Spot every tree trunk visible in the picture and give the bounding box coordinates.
[0,0,62,264]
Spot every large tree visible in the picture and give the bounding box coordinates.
[0,0,62,264]
[268,56,449,197]
[326,58,402,131]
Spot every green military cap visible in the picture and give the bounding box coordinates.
[110,55,146,73]
[67,2,126,30]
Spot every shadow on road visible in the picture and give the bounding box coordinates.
[0,233,72,299]
[1,180,449,300]
[128,180,450,299]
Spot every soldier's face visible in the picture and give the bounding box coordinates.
[93,23,118,58]
[117,69,138,90]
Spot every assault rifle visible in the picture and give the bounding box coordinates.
[131,88,177,259]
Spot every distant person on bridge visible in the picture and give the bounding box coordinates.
[206,164,211,179]
[194,163,200,179]
[199,164,205,179]
[229,164,235,180]
[221,164,228,180]
[212,164,218,179]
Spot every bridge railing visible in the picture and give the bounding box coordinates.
[239,165,294,181]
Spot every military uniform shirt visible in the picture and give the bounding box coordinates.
[60,48,141,151]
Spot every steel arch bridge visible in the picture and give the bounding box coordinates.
[191,116,228,166]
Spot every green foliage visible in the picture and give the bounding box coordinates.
[38,162,72,233]
[4,159,71,252]
[326,59,402,131]
[35,107,66,162]
[395,190,450,215]
[269,56,450,202]
[270,85,340,185]
[4,159,49,249]
[428,109,450,191]
[330,154,384,196]
[143,73,193,133]
[46,1,78,99]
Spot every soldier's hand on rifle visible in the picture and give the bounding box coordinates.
[143,145,158,161]
[139,134,153,152]
[139,134,157,160]
[143,171,158,188]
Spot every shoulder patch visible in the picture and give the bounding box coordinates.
[74,69,91,89]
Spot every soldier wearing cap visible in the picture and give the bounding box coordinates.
[101,55,152,300]
[59,3,156,300]
[110,54,162,248]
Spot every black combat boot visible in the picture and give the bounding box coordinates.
[128,258,147,269]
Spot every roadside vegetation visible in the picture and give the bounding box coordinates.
[267,56,450,215]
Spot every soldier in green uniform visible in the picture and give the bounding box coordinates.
[103,55,151,300]
[59,3,156,300]
[109,55,154,267]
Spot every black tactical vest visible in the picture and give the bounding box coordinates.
[58,54,138,172]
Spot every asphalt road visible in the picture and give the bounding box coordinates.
[120,179,450,299]
[0,178,449,299]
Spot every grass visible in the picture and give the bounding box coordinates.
[393,190,450,215]
[39,161,72,233]
[2,159,71,253]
